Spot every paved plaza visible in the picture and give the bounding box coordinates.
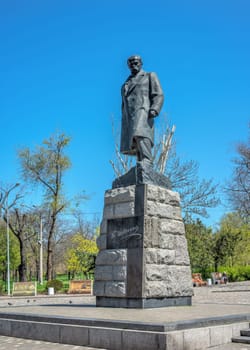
[0,336,106,350]
[1,335,250,350]
[0,281,249,349]
[1,283,250,325]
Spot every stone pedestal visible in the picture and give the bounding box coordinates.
[94,184,193,308]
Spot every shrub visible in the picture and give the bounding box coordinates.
[46,279,64,293]
[218,265,250,282]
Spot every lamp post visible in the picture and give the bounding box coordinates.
[5,183,20,296]
[6,204,10,296]
[39,215,43,285]
[32,205,43,285]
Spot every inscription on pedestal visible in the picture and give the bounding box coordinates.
[107,217,142,249]
[107,217,144,297]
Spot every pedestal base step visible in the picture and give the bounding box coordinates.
[96,296,192,308]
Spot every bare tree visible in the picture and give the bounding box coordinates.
[0,184,32,281]
[225,124,250,222]
[165,154,220,218]
[7,209,37,281]
[0,183,22,217]
[110,117,220,218]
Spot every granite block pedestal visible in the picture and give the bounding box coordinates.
[94,181,193,308]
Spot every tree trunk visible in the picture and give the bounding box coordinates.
[18,240,27,282]
[46,241,53,281]
[36,258,39,281]
[46,213,57,281]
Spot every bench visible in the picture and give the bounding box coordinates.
[192,273,207,287]
[12,281,37,296]
[68,280,93,294]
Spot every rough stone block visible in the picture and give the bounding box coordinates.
[175,235,190,266]
[114,201,135,218]
[94,265,113,281]
[95,249,127,266]
[100,219,108,234]
[158,188,180,205]
[145,185,159,202]
[93,280,105,295]
[103,201,135,219]
[147,202,182,220]
[146,265,169,281]
[145,249,158,264]
[113,265,127,281]
[96,234,107,250]
[159,233,176,250]
[147,185,180,206]
[157,248,175,264]
[105,281,126,297]
[104,186,135,205]
[144,217,160,248]
[145,248,175,265]
[143,281,168,297]
[103,204,114,219]
[166,266,193,295]
[144,266,193,297]
[160,219,185,234]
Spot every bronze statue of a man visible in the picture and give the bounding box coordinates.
[120,55,164,164]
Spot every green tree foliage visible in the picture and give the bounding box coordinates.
[0,221,20,280]
[214,213,250,268]
[18,132,71,280]
[185,219,214,277]
[67,233,98,278]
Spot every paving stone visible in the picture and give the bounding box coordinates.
[0,335,107,350]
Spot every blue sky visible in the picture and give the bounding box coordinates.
[1,0,249,228]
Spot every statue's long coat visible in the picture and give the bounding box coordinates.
[120,69,164,155]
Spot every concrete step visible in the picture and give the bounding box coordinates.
[232,328,250,345]
[232,336,250,344]
[0,312,168,350]
[1,311,250,350]
[241,328,250,336]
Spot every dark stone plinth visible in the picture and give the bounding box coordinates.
[94,184,193,308]
[112,162,171,189]
[96,296,192,309]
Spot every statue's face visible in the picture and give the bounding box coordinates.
[128,58,142,75]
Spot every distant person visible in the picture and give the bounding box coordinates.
[120,55,164,165]
[222,271,228,284]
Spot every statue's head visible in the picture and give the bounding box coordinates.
[127,55,143,75]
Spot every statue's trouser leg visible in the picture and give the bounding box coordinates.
[135,137,152,163]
